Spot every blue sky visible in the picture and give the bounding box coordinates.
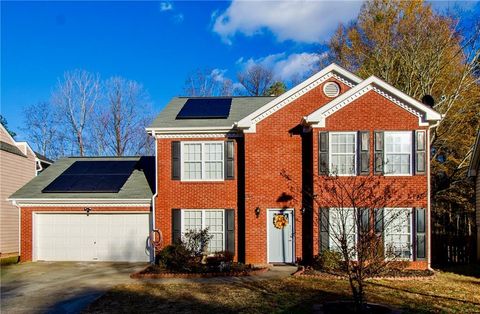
[1,1,478,140]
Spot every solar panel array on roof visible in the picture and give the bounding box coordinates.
[42,160,137,193]
[176,98,232,119]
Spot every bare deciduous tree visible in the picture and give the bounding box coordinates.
[52,69,101,156]
[237,64,274,96]
[282,170,425,310]
[183,68,236,96]
[22,102,62,158]
[91,77,154,156]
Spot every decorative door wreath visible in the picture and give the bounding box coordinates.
[273,213,289,229]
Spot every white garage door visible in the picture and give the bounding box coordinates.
[34,213,150,262]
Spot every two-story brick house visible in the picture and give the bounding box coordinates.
[11,64,441,267]
[147,64,442,269]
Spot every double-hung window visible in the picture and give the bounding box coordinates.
[329,208,357,258]
[384,208,412,260]
[181,209,225,253]
[182,142,224,181]
[329,132,357,175]
[384,132,412,175]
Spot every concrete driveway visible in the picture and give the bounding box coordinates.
[1,261,147,314]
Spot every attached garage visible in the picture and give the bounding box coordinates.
[9,156,156,262]
[34,213,150,262]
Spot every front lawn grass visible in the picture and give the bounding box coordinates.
[84,267,480,314]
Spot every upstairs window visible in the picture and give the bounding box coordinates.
[384,132,412,175]
[329,132,357,175]
[181,142,224,181]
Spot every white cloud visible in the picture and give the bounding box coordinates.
[159,2,173,11]
[213,0,362,44]
[239,52,325,81]
[211,68,228,82]
[158,2,184,24]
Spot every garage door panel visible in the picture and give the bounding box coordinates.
[35,213,150,262]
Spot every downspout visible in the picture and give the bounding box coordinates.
[12,200,21,260]
[150,130,159,264]
[427,120,440,270]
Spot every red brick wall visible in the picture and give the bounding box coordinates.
[243,79,352,264]
[155,137,239,258]
[311,90,429,263]
[153,80,430,270]
[20,206,150,262]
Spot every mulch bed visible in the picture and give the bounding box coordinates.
[131,264,269,279]
[295,266,435,281]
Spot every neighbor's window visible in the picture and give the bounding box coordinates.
[384,132,412,175]
[384,208,412,260]
[182,142,224,180]
[330,132,357,175]
[329,208,357,257]
[182,209,225,253]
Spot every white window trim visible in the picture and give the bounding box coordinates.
[383,131,412,176]
[383,208,413,261]
[180,141,224,182]
[329,132,357,176]
[328,207,357,260]
[180,209,225,253]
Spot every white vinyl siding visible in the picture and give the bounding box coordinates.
[329,132,357,175]
[181,142,224,181]
[181,209,225,253]
[384,208,412,260]
[384,132,412,175]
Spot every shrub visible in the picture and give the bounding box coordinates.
[313,250,343,272]
[206,251,234,272]
[183,228,213,258]
[156,228,214,272]
[156,243,192,272]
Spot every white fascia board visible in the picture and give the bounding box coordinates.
[305,76,442,126]
[9,198,152,204]
[146,126,236,134]
[237,63,363,131]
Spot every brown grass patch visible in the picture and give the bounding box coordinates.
[84,267,480,314]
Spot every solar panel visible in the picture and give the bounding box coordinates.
[42,161,137,193]
[176,98,232,119]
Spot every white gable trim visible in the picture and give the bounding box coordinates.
[305,76,442,128]
[237,63,362,133]
[0,123,17,144]
[16,142,36,157]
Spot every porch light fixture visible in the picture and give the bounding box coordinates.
[84,207,92,216]
[255,207,260,218]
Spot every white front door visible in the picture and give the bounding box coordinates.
[267,209,294,263]
[35,213,150,262]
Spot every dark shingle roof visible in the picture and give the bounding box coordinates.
[148,96,275,129]
[0,141,26,158]
[9,156,155,201]
[34,151,53,164]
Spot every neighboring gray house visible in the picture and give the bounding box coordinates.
[468,130,480,262]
